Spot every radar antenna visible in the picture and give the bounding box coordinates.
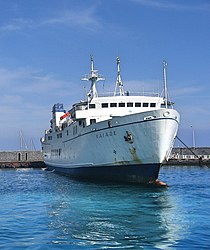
[82,55,105,101]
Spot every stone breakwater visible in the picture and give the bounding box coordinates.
[0,151,45,168]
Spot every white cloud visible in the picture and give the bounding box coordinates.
[0,67,78,97]
[124,79,161,94]
[0,18,34,33]
[0,6,100,35]
[1,95,22,105]
[132,0,210,11]
[43,8,100,31]
[172,85,205,99]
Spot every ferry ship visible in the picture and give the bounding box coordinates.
[41,56,180,184]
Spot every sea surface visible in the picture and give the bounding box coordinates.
[0,166,209,250]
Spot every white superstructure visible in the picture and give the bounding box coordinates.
[41,57,180,184]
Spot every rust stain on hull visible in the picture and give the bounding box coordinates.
[129,146,142,164]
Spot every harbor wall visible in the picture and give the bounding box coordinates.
[0,151,45,168]
[0,151,43,162]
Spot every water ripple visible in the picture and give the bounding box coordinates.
[0,167,209,249]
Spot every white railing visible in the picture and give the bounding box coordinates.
[97,91,160,98]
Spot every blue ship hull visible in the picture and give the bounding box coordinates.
[46,163,161,184]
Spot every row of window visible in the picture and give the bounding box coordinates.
[17,152,28,161]
[51,149,61,157]
[47,125,78,141]
[57,133,62,139]
[89,102,156,109]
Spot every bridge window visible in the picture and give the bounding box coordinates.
[143,103,149,107]
[102,103,108,108]
[135,102,141,107]
[110,103,117,107]
[127,102,133,107]
[119,103,125,107]
[89,104,95,109]
[150,103,156,107]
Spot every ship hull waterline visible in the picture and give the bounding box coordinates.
[45,163,161,184]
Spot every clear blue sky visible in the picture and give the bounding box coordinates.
[0,0,210,150]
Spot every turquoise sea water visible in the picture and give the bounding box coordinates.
[0,166,209,249]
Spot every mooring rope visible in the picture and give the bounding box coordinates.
[175,136,199,159]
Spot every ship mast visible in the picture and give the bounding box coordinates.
[114,57,124,96]
[82,55,104,101]
[163,60,168,108]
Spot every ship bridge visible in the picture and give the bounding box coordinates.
[70,94,164,126]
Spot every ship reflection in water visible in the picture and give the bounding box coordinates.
[48,180,188,249]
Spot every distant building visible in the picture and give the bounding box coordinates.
[170,147,210,160]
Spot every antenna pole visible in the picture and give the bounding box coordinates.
[90,55,98,98]
[91,54,94,72]
[114,57,124,96]
[163,60,168,108]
